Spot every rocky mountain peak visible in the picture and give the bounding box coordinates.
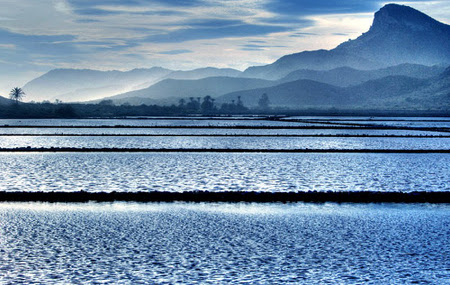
[370,4,445,33]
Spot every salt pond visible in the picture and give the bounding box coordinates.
[0,152,448,193]
[0,202,448,284]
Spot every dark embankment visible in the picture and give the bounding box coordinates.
[0,191,448,203]
[0,147,449,153]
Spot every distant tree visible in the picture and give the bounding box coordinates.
[9,87,25,104]
[186,97,200,112]
[237,96,243,108]
[99,99,114,106]
[55,104,76,118]
[258,93,270,110]
[178,98,186,108]
[201,95,215,113]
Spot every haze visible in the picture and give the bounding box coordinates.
[1,0,449,92]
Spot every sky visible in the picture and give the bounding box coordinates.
[0,0,449,93]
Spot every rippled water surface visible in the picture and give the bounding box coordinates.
[1,152,449,192]
[1,117,449,284]
[1,127,446,136]
[0,202,448,284]
[0,118,339,127]
[1,136,450,149]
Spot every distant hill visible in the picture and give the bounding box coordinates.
[23,67,173,102]
[23,67,242,103]
[243,4,450,80]
[378,67,449,111]
[279,64,445,87]
[105,76,275,104]
[0,95,11,105]
[218,80,343,108]
[162,67,241,80]
[219,67,450,111]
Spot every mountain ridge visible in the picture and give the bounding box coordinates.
[104,76,275,102]
[243,4,450,80]
[218,67,450,111]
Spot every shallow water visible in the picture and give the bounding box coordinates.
[0,202,448,284]
[1,136,449,149]
[0,118,338,127]
[0,152,449,193]
[0,127,446,136]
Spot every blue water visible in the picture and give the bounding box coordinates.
[0,117,449,284]
[0,202,448,284]
[0,152,449,193]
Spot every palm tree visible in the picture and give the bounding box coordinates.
[9,87,25,104]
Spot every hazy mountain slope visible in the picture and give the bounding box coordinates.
[243,4,450,80]
[0,95,11,105]
[106,76,275,102]
[218,79,344,108]
[23,67,173,102]
[23,67,242,103]
[377,67,450,110]
[163,67,241,80]
[218,69,450,110]
[344,76,428,105]
[279,64,444,87]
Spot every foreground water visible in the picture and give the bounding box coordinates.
[0,117,448,283]
[0,202,448,284]
[0,152,449,193]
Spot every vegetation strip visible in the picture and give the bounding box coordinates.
[1,134,449,138]
[0,147,449,153]
[0,191,448,203]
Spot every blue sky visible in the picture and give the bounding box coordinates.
[0,0,449,93]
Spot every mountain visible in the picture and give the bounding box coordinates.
[162,67,241,80]
[383,66,449,111]
[218,67,450,110]
[23,67,173,102]
[243,4,450,80]
[23,66,242,103]
[0,95,11,105]
[279,64,445,87]
[105,76,275,104]
[218,80,344,108]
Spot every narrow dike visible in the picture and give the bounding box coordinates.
[0,191,448,203]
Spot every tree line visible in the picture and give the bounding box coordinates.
[1,87,272,118]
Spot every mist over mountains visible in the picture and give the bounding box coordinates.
[23,67,241,102]
[16,4,450,112]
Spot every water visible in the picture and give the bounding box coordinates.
[0,152,448,192]
[1,135,449,149]
[0,118,341,127]
[1,117,449,284]
[0,202,448,284]
[1,127,446,136]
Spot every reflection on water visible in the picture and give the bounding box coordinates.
[0,202,448,284]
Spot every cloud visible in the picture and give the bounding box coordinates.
[158,49,192,55]
[142,24,292,43]
[0,29,77,55]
